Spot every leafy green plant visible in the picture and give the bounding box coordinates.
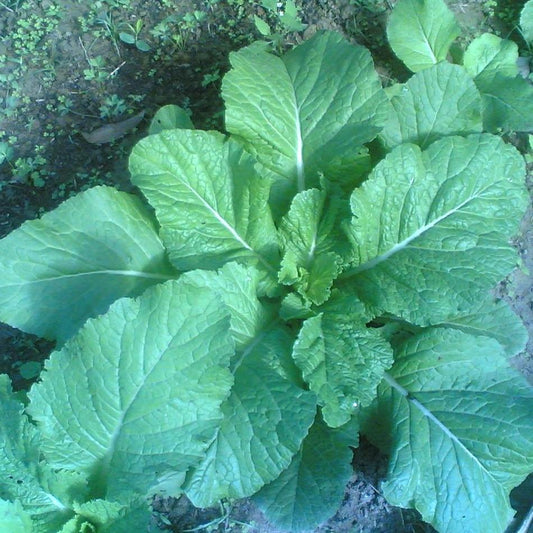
[82,55,110,83]
[98,94,127,119]
[119,18,150,52]
[253,0,306,49]
[94,10,122,57]
[1,1,533,532]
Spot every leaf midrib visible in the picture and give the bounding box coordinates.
[3,269,173,287]
[383,372,493,477]
[342,194,475,279]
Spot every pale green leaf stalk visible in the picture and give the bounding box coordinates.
[222,32,390,214]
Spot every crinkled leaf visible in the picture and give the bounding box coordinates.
[57,516,83,533]
[76,498,152,533]
[343,134,527,325]
[72,499,123,524]
[362,329,533,533]
[293,313,393,428]
[179,263,276,351]
[0,186,174,344]
[279,292,315,321]
[387,0,460,72]
[0,375,81,532]
[463,34,533,132]
[27,280,235,502]
[57,499,152,533]
[253,415,356,531]
[521,0,533,43]
[129,130,278,272]
[0,500,33,533]
[148,104,194,134]
[380,62,482,150]
[223,31,389,203]
[387,0,461,72]
[278,188,349,304]
[184,332,316,507]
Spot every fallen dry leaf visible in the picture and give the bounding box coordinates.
[81,110,145,144]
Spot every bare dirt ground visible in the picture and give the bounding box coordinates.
[0,1,531,531]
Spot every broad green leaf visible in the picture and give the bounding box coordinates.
[260,0,277,9]
[387,0,460,72]
[129,129,278,272]
[463,34,533,132]
[362,329,533,533]
[343,134,528,325]
[278,188,349,305]
[184,332,316,506]
[293,313,393,428]
[253,415,356,531]
[223,31,389,201]
[0,500,33,533]
[148,104,194,134]
[435,296,527,357]
[119,32,135,44]
[476,74,533,133]
[0,186,174,344]
[380,62,482,150]
[521,0,533,43]
[27,280,235,502]
[72,499,123,524]
[463,33,519,81]
[179,262,277,351]
[253,14,271,36]
[0,375,81,532]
